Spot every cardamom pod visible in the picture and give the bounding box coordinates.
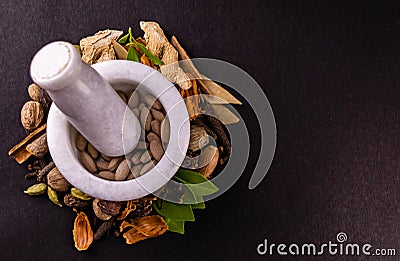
[73,212,94,251]
[71,188,92,200]
[24,183,47,196]
[47,186,62,207]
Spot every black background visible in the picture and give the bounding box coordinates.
[1,1,399,260]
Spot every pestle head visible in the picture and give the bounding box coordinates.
[30,42,82,91]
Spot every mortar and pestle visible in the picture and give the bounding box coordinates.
[30,41,190,201]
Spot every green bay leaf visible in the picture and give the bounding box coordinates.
[127,46,139,62]
[165,218,185,234]
[153,201,195,221]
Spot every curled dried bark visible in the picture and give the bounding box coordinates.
[73,212,93,251]
[80,30,123,65]
[140,21,191,90]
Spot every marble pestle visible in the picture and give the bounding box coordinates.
[30,41,140,156]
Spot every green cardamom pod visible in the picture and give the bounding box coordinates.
[24,183,47,196]
[71,188,92,201]
[47,186,62,207]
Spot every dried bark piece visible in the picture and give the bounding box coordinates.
[80,30,123,65]
[8,124,46,164]
[210,104,240,125]
[171,35,242,105]
[28,83,41,101]
[73,212,93,251]
[26,133,48,158]
[79,151,97,173]
[198,145,219,178]
[21,101,44,132]
[121,215,168,244]
[140,21,191,90]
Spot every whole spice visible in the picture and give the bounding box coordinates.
[26,133,48,158]
[47,167,71,192]
[47,186,62,207]
[94,218,114,240]
[121,215,168,244]
[73,212,94,251]
[21,101,44,132]
[93,198,113,220]
[28,83,41,101]
[24,183,47,196]
[97,200,122,216]
[71,188,92,201]
[36,161,55,181]
[198,145,219,178]
[64,193,91,208]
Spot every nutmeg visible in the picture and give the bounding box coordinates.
[21,101,44,131]
[47,167,71,192]
[188,125,209,151]
[27,83,41,101]
[93,198,113,220]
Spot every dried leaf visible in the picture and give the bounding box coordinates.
[210,104,240,124]
[8,124,46,164]
[73,212,94,251]
[112,40,128,60]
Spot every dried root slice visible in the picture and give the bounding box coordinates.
[8,124,46,164]
[140,21,191,90]
[121,215,168,244]
[73,212,93,251]
[80,30,123,65]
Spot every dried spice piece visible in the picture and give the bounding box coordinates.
[210,104,240,125]
[117,200,137,220]
[28,83,41,101]
[93,198,113,221]
[21,101,44,132]
[36,161,55,181]
[8,124,46,164]
[71,188,92,201]
[24,183,47,196]
[94,218,114,240]
[188,125,209,151]
[73,212,94,251]
[198,145,219,178]
[26,133,48,158]
[47,167,71,192]
[97,200,122,216]
[47,186,62,207]
[64,193,91,208]
[80,30,123,65]
[140,21,191,90]
[121,215,168,244]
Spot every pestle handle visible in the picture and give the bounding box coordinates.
[30,41,140,156]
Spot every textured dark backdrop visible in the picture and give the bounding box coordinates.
[1,0,399,260]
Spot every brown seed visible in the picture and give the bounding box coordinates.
[140,107,152,131]
[96,161,109,171]
[132,108,140,117]
[117,90,127,103]
[150,140,164,161]
[140,161,154,175]
[147,132,160,143]
[115,160,130,181]
[198,145,219,178]
[144,94,162,110]
[126,172,134,180]
[140,151,152,163]
[131,164,143,177]
[98,171,115,180]
[128,91,139,108]
[76,133,87,151]
[47,167,71,192]
[151,108,164,122]
[21,101,44,132]
[136,141,147,149]
[79,151,97,173]
[151,120,161,136]
[131,151,142,164]
[101,154,112,161]
[28,83,41,101]
[87,143,99,159]
[160,118,170,144]
[108,157,123,172]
